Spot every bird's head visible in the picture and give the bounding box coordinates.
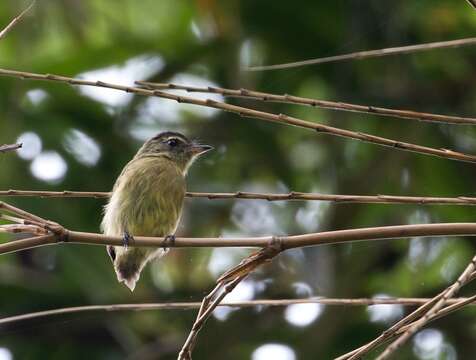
[135,131,213,173]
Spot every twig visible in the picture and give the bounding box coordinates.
[339,291,447,360]
[0,143,22,153]
[1,297,475,328]
[0,1,35,41]
[3,189,476,205]
[339,271,476,360]
[245,37,476,71]
[137,81,476,126]
[178,240,283,359]
[375,253,476,359]
[338,292,476,360]
[0,69,475,163]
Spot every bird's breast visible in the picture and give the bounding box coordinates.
[102,157,186,237]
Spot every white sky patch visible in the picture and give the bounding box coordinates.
[165,72,224,118]
[130,73,223,140]
[231,200,283,236]
[63,129,101,167]
[292,282,314,297]
[208,248,240,278]
[30,151,68,184]
[252,344,296,360]
[408,237,447,270]
[16,131,42,160]
[0,348,12,360]
[213,306,234,322]
[25,89,48,106]
[285,303,324,327]
[289,141,325,171]
[240,39,265,69]
[214,280,256,322]
[413,329,456,360]
[295,200,327,232]
[190,20,204,41]
[401,167,410,188]
[150,261,174,293]
[223,280,255,302]
[367,294,404,324]
[77,54,164,107]
[407,210,430,224]
[440,254,459,283]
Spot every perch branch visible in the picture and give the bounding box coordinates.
[0,143,22,153]
[1,200,476,254]
[137,81,476,126]
[0,69,475,163]
[245,37,476,71]
[2,189,476,205]
[0,1,35,41]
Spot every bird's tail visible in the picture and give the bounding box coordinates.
[111,247,167,291]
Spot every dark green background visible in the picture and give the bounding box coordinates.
[0,0,475,359]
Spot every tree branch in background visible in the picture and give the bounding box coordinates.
[245,37,476,71]
[2,189,476,205]
[466,0,476,10]
[338,269,476,360]
[0,143,22,153]
[0,69,475,164]
[137,81,476,125]
[0,1,35,41]
[375,254,476,360]
[1,297,475,328]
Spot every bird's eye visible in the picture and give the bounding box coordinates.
[167,138,179,147]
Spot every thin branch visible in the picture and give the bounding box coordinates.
[1,297,475,328]
[338,291,476,360]
[0,143,22,153]
[137,81,476,126]
[0,69,475,164]
[2,189,476,205]
[376,253,476,359]
[0,1,35,41]
[245,37,476,71]
[339,270,476,360]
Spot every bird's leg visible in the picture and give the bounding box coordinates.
[163,234,176,251]
[123,230,134,250]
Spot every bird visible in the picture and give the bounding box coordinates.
[101,131,212,291]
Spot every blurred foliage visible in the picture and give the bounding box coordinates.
[0,0,476,359]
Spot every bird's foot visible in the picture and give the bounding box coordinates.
[123,231,134,250]
[163,234,176,251]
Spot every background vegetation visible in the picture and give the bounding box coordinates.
[0,0,475,359]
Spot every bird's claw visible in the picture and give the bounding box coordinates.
[163,234,176,250]
[123,231,134,250]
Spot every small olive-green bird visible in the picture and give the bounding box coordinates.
[101,131,212,291]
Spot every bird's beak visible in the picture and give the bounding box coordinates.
[190,143,214,155]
